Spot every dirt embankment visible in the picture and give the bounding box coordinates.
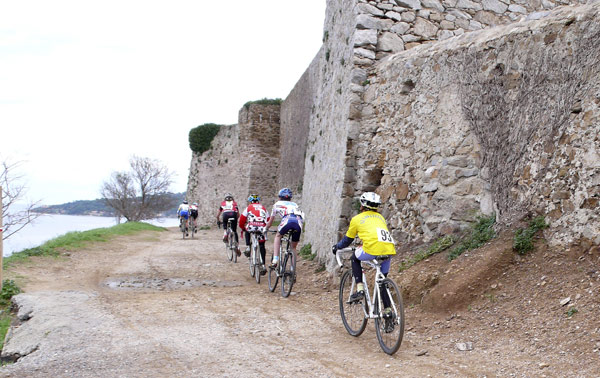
[0,228,598,377]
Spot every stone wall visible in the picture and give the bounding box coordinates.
[189,0,599,265]
[186,104,281,225]
[299,0,360,256]
[353,0,591,62]
[281,0,600,264]
[279,50,323,197]
[356,3,600,250]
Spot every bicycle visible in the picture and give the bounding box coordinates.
[336,247,405,355]
[179,217,189,239]
[268,230,296,298]
[190,217,198,239]
[247,226,266,284]
[224,218,238,263]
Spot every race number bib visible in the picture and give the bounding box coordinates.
[377,228,395,244]
[223,201,234,211]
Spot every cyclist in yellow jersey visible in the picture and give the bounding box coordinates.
[332,192,396,303]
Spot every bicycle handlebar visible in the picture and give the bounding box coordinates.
[336,247,355,267]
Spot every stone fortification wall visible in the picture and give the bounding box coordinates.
[186,104,281,225]
[353,0,590,63]
[238,104,281,207]
[187,125,250,225]
[279,50,323,197]
[287,0,600,263]
[299,0,360,255]
[355,3,600,249]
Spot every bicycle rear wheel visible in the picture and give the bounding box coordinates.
[281,252,296,298]
[268,253,279,292]
[227,230,234,262]
[374,278,405,355]
[249,243,256,277]
[254,251,261,284]
[339,270,367,337]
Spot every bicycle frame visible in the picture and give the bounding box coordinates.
[250,231,264,265]
[337,249,396,320]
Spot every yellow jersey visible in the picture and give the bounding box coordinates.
[346,210,396,256]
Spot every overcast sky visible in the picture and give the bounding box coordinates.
[1,0,326,206]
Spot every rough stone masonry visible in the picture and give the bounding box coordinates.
[189,0,599,267]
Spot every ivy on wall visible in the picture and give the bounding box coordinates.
[189,123,222,154]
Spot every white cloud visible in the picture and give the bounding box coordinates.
[0,0,326,205]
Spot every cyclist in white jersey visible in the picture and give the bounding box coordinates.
[265,188,304,268]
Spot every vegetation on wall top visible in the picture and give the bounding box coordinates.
[243,98,282,109]
[189,123,223,154]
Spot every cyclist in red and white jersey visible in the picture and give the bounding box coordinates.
[265,187,304,268]
[216,193,240,246]
[239,194,270,275]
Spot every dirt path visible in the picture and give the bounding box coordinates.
[0,228,598,377]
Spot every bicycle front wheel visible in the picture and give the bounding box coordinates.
[281,252,296,298]
[374,278,405,355]
[339,270,367,337]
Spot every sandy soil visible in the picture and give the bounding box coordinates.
[0,227,598,377]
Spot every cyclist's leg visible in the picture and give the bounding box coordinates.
[222,213,232,240]
[232,213,239,243]
[271,233,283,267]
[289,222,302,267]
[259,241,266,264]
[380,259,392,308]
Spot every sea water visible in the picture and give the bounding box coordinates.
[2,213,179,257]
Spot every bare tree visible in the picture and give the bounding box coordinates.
[101,156,175,222]
[1,160,42,240]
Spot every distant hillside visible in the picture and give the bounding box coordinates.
[34,192,185,217]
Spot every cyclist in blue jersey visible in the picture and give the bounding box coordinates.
[177,200,190,236]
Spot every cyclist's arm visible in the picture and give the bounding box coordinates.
[239,212,247,230]
[335,235,355,250]
[216,208,223,221]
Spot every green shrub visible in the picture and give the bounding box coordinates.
[189,123,222,154]
[399,235,455,272]
[513,216,548,255]
[242,98,282,109]
[299,243,315,261]
[448,214,496,261]
[0,280,21,307]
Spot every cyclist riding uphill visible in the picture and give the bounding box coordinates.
[177,200,190,236]
[190,202,199,229]
[239,194,270,274]
[216,193,239,244]
[331,192,396,304]
[265,188,304,268]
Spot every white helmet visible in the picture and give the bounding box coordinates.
[359,192,381,210]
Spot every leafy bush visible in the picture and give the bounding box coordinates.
[513,216,548,255]
[448,214,496,261]
[299,243,315,261]
[242,98,282,109]
[189,123,222,154]
[0,280,21,307]
[399,235,455,272]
